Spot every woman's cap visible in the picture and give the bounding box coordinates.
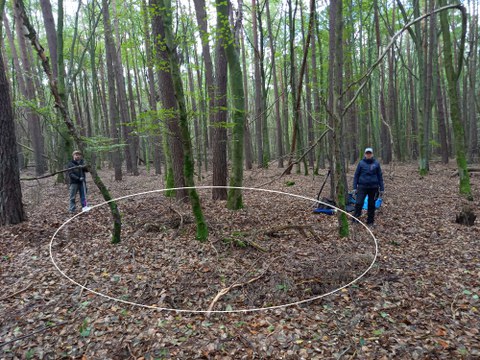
[364,147,373,154]
[72,150,82,156]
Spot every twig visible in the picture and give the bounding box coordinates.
[20,165,85,181]
[450,292,460,320]
[0,282,33,301]
[169,206,184,239]
[0,322,68,348]
[207,274,265,314]
[258,128,332,188]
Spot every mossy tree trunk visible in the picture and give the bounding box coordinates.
[156,0,208,241]
[215,0,245,210]
[438,2,472,200]
[15,0,122,243]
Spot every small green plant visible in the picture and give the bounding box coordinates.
[25,349,36,360]
[79,318,91,337]
[285,181,295,187]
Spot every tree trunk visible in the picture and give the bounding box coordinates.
[151,0,187,201]
[157,0,208,241]
[39,0,58,79]
[193,0,213,154]
[240,21,253,170]
[265,0,283,168]
[438,2,472,199]
[13,1,47,175]
[328,0,349,237]
[102,0,123,181]
[251,0,264,167]
[0,0,26,225]
[212,0,228,200]
[141,0,162,175]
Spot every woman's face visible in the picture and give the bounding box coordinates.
[365,151,373,159]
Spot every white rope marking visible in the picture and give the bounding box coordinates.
[50,186,378,313]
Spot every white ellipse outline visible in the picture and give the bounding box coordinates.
[50,186,378,313]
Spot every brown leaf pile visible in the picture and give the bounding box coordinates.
[1,163,479,359]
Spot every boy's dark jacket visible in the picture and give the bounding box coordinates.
[67,159,87,184]
[353,157,384,191]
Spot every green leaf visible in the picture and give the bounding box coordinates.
[372,329,384,336]
[359,337,366,346]
[463,289,473,295]
[285,181,295,186]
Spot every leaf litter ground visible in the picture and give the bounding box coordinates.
[1,163,479,359]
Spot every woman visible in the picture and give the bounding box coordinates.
[352,147,384,226]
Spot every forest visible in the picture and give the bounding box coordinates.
[1,0,479,358]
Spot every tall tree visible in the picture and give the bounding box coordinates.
[328,0,349,236]
[151,0,188,200]
[265,0,283,168]
[217,0,245,210]
[212,0,228,200]
[155,0,208,240]
[438,2,472,199]
[102,0,123,181]
[0,0,26,226]
[13,1,47,175]
[252,0,264,167]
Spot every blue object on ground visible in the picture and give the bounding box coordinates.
[313,208,336,215]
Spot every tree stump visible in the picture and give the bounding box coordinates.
[456,205,476,226]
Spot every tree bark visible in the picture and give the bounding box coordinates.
[13,1,47,175]
[438,2,472,199]
[102,0,123,181]
[156,0,208,241]
[0,0,26,225]
[212,0,228,200]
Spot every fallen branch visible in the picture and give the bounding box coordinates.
[261,225,319,241]
[0,322,68,348]
[207,273,264,314]
[451,168,480,177]
[20,165,85,181]
[0,282,33,301]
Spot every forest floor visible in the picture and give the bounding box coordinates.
[0,162,479,359]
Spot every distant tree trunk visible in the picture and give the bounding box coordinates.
[240,21,253,170]
[157,0,208,241]
[216,0,245,209]
[265,0,283,168]
[193,0,213,157]
[435,53,449,164]
[141,0,162,175]
[212,0,228,200]
[406,40,419,159]
[151,0,188,201]
[467,1,478,162]
[0,0,26,225]
[39,0,58,79]
[438,2,472,199]
[252,0,264,167]
[13,1,47,175]
[125,50,140,175]
[183,24,202,179]
[102,0,122,181]
[111,0,136,175]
